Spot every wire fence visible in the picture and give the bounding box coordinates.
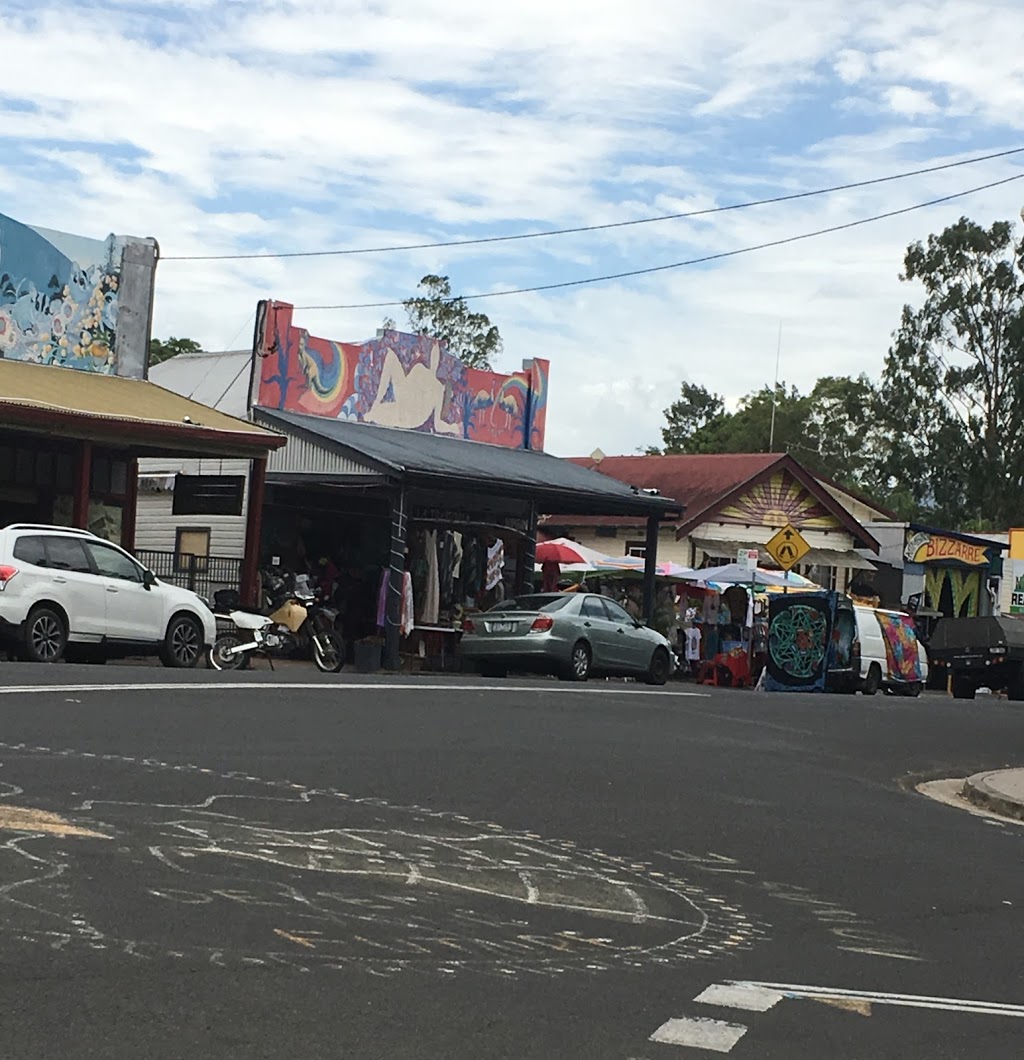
[135,549,243,601]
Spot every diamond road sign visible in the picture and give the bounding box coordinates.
[764,523,811,571]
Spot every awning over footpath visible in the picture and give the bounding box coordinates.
[0,358,283,457]
[690,537,877,571]
[254,408,681,518]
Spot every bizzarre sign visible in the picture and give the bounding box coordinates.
[903,532,990,567]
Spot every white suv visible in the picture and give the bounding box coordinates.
[0,524,216,667]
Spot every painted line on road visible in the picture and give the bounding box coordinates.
[649,1015,748,1052]
[0,681,711,698]
[727,980,1024,1018]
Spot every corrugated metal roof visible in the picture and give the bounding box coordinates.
[254,408,679,516]
[0,358,280,451]
[148,350,251,417]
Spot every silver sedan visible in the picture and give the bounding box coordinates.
[459,593,677,684]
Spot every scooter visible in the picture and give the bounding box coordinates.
[207,571,344,673]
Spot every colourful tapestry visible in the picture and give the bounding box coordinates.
[875,611,922,683]
[764,596,831,692]
[252,301,549,450]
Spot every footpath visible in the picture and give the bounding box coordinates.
[963,769,1024,822]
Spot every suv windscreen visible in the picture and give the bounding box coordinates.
[42,536,92,573]
[12,536,47,566]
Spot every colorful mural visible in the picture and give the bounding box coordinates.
[875,611,923,683]
[0,212,157,378]
[252,302,549,450]
[719,470,839,530]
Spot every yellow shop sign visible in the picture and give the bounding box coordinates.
[903,532,989,566]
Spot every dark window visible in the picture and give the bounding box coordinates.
[42,536,92,574]
[625,540,646,558]
[490,595,573,614]
[85,542,142,582]
[581,597,608,619]
[601,597,635,625]
[173,475,245,517]
[594,526,618,538]
[12,536,48,566]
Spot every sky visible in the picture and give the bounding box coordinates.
[3,0,1024,457]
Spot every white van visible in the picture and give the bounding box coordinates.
[854,606,929,697]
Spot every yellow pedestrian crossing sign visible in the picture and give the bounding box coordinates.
[765,523,811,571]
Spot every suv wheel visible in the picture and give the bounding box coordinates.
[24,607,67,664]
[160,614,203,669]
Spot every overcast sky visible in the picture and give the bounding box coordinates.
[4,1,1024,456]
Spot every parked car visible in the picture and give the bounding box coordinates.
[459,592,677,684]
[854,605,929,696]
[0,523,216,666]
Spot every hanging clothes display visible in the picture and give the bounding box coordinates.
[376,568,388,629]
[401,572,415,636]
[485,538,505,591]
[438,530,456,606]
[462,536,483,598]
[422,528,441,625]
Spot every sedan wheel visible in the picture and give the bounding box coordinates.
[565,640,591,682]
[645,648,670,686]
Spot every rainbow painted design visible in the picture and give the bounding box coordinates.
[253,302,548,449]
[720,470,839,529]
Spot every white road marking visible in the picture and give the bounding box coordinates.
[518,871,539,904]
[649,1016,747,1052]
[694,983,784,1011]
[729,980,1024,1018]
[0,681,710,698]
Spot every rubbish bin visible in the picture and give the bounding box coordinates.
[354,640,383,674]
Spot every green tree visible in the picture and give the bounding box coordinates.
[386,274,502,370]
[149,336,203,366]
[658,381,726,452]
[877,217,1024,528]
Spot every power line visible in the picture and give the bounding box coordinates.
[161,146,1024,262]
[294,172,1024,310]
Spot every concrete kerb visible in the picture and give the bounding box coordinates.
[962,770,1024,823]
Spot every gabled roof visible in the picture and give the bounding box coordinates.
[551,452,879,551]
[148,350,251,417]
[0,357,283,457]
[254,408,682,517]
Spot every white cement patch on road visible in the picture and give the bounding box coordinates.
[649,1015,748,1051]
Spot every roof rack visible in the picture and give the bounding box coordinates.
[3,524,98,538]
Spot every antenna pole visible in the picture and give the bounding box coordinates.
[768,321,782,452]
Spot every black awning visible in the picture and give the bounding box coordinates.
[255,408,681,518]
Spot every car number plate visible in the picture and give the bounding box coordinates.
[490,621,514,633]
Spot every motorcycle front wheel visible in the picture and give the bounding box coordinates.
[313,631,345,673]
[208,633,249,671]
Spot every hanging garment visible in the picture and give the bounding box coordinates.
[423,529,441,625]
[462,536,482,597]
[401,572,415,636]
[376,568,389,629]
[685,626,702,662]
[541,560,560,592]
[485,539,505,592]
[452,532,464,580]
[438,531,456,605]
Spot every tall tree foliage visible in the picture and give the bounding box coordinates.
[878,217,1024,528]
[149,336,202,366]
[385,274,502,370]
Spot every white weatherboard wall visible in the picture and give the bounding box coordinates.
[135,456,251,560]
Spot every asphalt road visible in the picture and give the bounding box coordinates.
[0,664,1022,1059]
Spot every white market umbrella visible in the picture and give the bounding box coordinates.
[686,563,796,588]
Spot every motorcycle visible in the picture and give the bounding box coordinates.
[207,569,345,673]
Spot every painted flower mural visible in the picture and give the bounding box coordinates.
[0,212,150,377]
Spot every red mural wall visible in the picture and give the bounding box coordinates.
[251,302,548,450]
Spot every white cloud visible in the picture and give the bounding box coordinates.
[1,0,1024,462]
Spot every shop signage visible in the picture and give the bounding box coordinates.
[764,524,810,571]
[412,506,531,535]
[903,532,989,567]
[1009,529,1024,615]
[736,548,758,571]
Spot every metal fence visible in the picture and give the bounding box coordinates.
[135,549,243,602]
